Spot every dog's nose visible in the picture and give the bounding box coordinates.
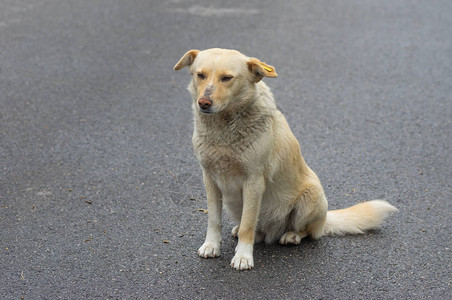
[198,98,212,110]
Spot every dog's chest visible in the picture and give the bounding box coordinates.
[194,139,245,176]
[193,110,272,176]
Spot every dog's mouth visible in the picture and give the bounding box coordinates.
[199,107,214,114]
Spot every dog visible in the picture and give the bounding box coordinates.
[174,48,398,270]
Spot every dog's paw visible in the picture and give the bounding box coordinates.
[198,242,220,258]
[231,241,254,270]
[279,231,306,245]
[230,254,254,270]
[231,225,239,238]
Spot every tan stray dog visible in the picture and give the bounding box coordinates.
[174,48,398,270]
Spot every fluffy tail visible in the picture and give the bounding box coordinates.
[323,200,398,236]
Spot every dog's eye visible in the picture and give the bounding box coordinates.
[197,73,206,80]
[221,75,233,82]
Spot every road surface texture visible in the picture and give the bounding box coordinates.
[1,0,451,299]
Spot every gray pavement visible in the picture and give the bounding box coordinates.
[1,0,451,299]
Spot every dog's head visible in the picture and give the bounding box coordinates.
[174,48,277,114]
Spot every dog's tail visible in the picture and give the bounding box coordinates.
[323,200,398,236]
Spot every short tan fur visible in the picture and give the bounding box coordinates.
[174,48,398,270]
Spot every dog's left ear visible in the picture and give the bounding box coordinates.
[174,50,200,71]
[247,58,278,82]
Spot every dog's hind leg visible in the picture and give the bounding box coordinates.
[305,215,327,240]
[279,185,327,245]
[279,230,308,245]
[231,225,239,238]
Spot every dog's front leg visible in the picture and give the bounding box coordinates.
[231,176,265,270]
[198,170,222,258]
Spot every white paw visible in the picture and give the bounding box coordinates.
[198,242,220,258]
[231,225,239,238]
[230,254,254,270]
[230,241,254,270]
[279,231,304,245]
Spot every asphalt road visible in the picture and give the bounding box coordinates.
[1,0,451,299]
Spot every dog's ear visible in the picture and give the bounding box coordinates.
[174,50,200,71]
[247,58,278,82]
